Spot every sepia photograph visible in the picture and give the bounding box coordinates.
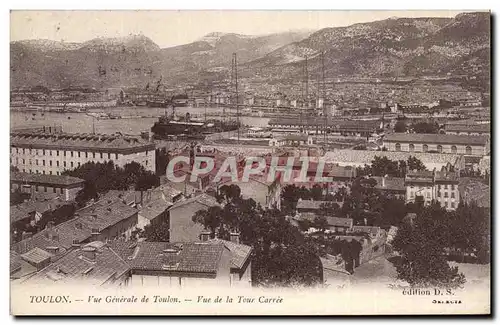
[8,9,491,315]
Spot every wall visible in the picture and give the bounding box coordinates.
[169,201,207,243]
[384,141,486,156]
[10,146,155,175]
[11,182,83,201]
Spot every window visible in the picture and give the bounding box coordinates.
[437,145,443,153]
[409,144,415,152]
[395,143,401,151]
[444,192,448,198]
[56,161,59,167]
[70,162,74,168]
[451,184,455,190]
[63,162,67,168]
[100,153,103,159]
[115,153,118,160]
[445,184,448,190]
[85,152,88,158]
[78,152,81,158]
[426,192,430,198]
[451,192,455,199]
[56,172,60,175]
[53,187,56,193]
[49,160,52,166]
[108,153,111,159]
[93,153,96,159]
[466,146,472,155]
[23,169,25,173]
[57,150,60,156]
[43,149,45,155]
[16,148,18,154]
[22,159,25,164]
[22,148,25,154]
[423,144,428,152]
[71,151,74,157]
[42,171,45,174]
[64,151,66,157]
[29,159,32,165]
[451,145,457,154]
[29,169,32,174]
[437,191,441,197]
[146,160,148,166]
[451,202,455,209]
[146,150,148,156]
[44,186,47,192]
[42,160,45,166]
[49,171,52,175]
[35,159,38,166]
[49,150,52,156]
[78,162,81,167]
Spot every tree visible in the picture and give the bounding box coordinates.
[10,165,19,172]
[411,121,440,134]
[407,156,427,172]
[392,203,466,288]
[144,222,170,242]
[394,120,407,133]
[193,185,323,287]
[313,215,329,233]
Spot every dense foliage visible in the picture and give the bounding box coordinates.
[62,161,159,207]
[192,185,323,287]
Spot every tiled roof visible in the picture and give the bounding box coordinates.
[209,239,252,269]
[21,247,53,264]
[326,217,353,228]
[75,199,138,232]
[170,193,219,211]
[11,172,84,187]
[435,171,460,182]
[384,133,489,145]
[10,251,22,274]
[328,165,356,179]
[371,176,405,192]
[109,241,225,275]
[24,243,130,286]
[352,226,382,236]
[139,199,171,221]
[10,198,66,224]
[10,130,155,153]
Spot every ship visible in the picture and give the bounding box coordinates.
[151,115,239,140]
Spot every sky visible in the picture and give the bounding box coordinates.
[10,10,467,48]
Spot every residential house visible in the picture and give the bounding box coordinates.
[22,241,131,287]
[405,169,460,210]
[10,172,85,202]
[109,237,252,288]
[371,176,405,199]
[169,194,220,243]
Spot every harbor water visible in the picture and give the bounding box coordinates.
[10,106,270,135]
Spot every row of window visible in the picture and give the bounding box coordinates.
[409,195,456,209]
[13,148,122,160]
[409,184,456,190]
[22,169,60,176]
[408,191,456,199]
[14,158,81,169]
[394,143,473,154]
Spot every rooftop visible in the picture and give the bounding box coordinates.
[170,193,219,211]
[297,200,343,210]
[21,247,54,264]
[10,130,155,153]
[208,239,252,269]
[384,133,489,145]
[444,123,490,133]
[328,165,356,179]
[109,241,225,275]
[10,198,66,224]
[11,171,84,187]
[24,243,130,286]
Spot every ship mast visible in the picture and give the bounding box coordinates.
[232,52,240,144]
[322,51,327,147]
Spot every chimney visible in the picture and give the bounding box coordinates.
[200,230,211,242]
[46,246,59,255]
[230,232,240,244]
[82,246,97,261]
[46,221,55,230]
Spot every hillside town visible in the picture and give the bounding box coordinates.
[10,12,490,293]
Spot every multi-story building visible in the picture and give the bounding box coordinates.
[10,127,156,175]
[383,133,490,156]
[405,169,460,210]
[10,171,84,201]
[444,123,490,136]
